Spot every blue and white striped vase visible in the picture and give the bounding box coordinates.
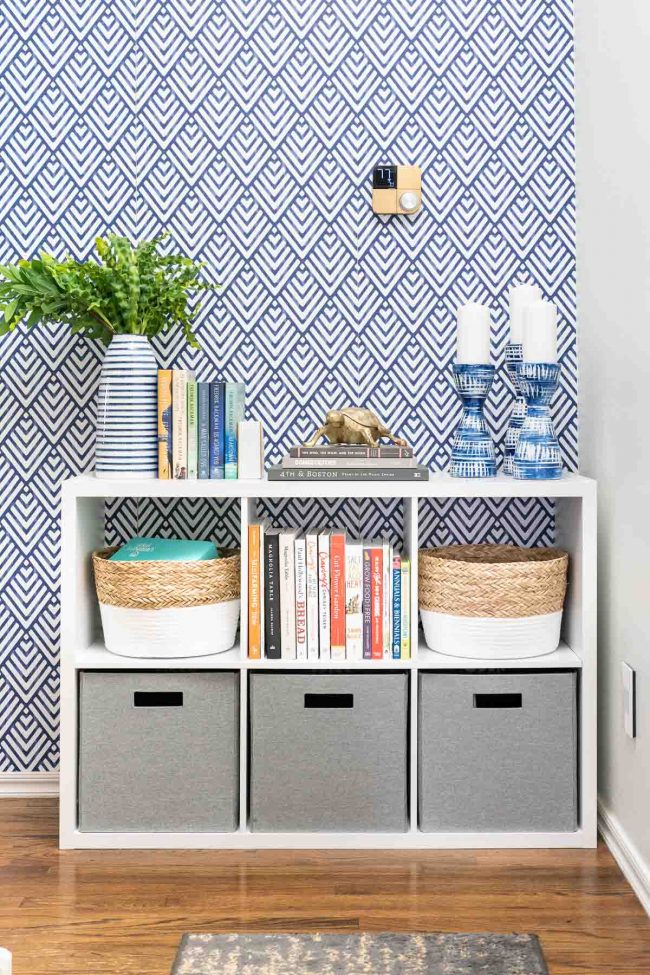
[512,362,563,480]
[449,363,497,478]
[503,341,526,475]
[95,335,158,479]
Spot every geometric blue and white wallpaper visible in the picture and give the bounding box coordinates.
[0,1,576,770]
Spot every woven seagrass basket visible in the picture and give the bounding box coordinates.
[418,544,568,660]
[93,547,241,659]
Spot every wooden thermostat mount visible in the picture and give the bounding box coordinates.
[372,165,422,214]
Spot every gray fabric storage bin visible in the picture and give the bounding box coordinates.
[250,673,408,832]
[79,671,239,832]
[418,671,578,832]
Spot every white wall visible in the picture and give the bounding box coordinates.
[575,0,650,894]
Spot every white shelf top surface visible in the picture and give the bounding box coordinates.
[77,643,243,670]
[75,641,581,671]
[417,640,581,670]
[64,471,596,500]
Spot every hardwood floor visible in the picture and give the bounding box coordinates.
[0,800,648,975]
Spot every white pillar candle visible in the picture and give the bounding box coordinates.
[0,948,11,975]
[456,303,492,364]
[509,283,542,344]
[523,300,558,363]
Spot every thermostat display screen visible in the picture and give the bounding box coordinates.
[373,165,397,188]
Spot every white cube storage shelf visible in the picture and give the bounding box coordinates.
[60,473,597,850]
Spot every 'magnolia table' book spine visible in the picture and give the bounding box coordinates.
[263,529,281,659]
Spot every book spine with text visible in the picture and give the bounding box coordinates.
[197,382,210,479]
[209,381,225,479]
[345,540,363,661]
[317,531,331,660]
[282,457,415,469]
[370,545,383,659]
[264,531,281,659]
[268,465,428,481]
[279,529,297,659]
[172,369,188,479]
[305,533,319,660]
[248,523,262,659]
[382,539,392,658]
[187,378,198,479]
[392,554,401,659]
[294,535,307,660]
[400,557,411,660]
[329,531,346,660]
[289,446,413,458]
[157,370,173,479]
[225,382,245,479]
[362,546,372,659]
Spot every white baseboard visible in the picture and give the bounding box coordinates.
[598,801,650,917]
[0,771,59,797]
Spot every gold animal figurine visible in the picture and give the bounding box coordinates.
[305,407,408,448]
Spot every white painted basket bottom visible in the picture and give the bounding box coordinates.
[98,600,241,658]
[420,608,563,660]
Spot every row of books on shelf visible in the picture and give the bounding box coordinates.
[247,523,411,660]
[268,444,429,481]
[157,370,251,480]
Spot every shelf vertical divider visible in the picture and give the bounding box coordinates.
[59,489,103,848]
[403,495,419,832]
[238,495,251,831]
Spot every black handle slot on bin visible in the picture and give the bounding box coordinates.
[304,693,354,709]
[133,691,184,708]
[473,692,522,709]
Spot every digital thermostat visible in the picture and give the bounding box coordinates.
[372,165,422,214]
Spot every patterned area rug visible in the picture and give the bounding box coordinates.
[171,932,548,974]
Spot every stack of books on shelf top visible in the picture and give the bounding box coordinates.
[158,372,261,480]
[248,523,411,661]
[268,444,430,481]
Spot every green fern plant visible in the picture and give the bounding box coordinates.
[0,233,214,349]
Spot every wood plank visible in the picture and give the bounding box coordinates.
[0,799,647,975]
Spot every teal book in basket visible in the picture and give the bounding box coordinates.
[109,537,219,562]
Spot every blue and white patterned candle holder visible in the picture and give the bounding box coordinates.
[449,363,497,478]
[512,362,563,480]
[503,342,526,475]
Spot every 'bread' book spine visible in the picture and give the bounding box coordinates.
[197,382,210,479]
[157,370,173,479]
[362,546,372,659]
[187,378,198,479]
[305,532,319,660]
[279,529,297,658]
[289,446,413,458]
[268,465,429,481]
[345,539,363,661]
[294,535,307,660]
[225,382,245,479]
[370,545,383,659]
[329,531,346,660]
[172,369,188,479]
[264,530,281,659]
[248,523,262,659]
[392,554,401,659]
[400,557,411,659]
[209,381,225,479]
[317,531,331,659]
